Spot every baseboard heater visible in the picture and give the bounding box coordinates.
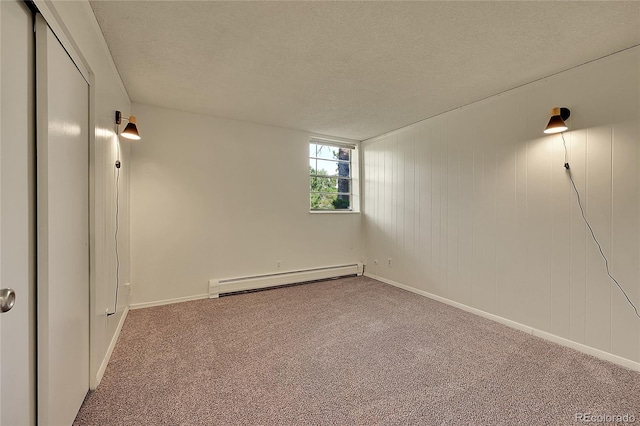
[209,263,363,298]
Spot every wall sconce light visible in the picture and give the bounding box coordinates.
[543,107,570,134]
[115,110,141,140]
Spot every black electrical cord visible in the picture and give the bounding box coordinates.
[107,161,121,317]
[561,133,640,319]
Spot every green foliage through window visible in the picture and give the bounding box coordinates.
[309,141,352,210]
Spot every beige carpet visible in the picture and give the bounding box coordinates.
[74,276,640,425]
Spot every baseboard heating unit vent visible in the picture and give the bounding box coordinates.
[209,263,363,298]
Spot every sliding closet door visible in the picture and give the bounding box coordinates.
[35,15,89,426]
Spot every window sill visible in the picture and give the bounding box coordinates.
[309,210,361,214]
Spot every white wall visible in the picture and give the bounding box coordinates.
[34,0,132,388]
[362,47,640,364]
[130,104,361,305]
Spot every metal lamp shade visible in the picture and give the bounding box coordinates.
[121,115,141,140]
[544,114,568,134]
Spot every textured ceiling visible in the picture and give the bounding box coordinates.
[90,1,640,141]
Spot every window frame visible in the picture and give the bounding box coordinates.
[309,138,358,212]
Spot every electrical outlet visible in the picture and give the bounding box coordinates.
[387,258,392,267]
[276,260,281,268]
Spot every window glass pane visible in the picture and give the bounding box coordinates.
[310,192,338,210]
[315,159,339,176]
[335,147,350,162]
[337,178,350,194]
[336,161,350,178]
[310,193,351,210]
[332,194,351,210]
[309,143,317,157]
[310,176,338,192]
[315,144,340,161]
[309,158,317,173]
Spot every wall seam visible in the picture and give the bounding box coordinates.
[584,125,589,342]
[609,122,614,352]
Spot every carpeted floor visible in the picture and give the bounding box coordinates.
[74,276,640,425]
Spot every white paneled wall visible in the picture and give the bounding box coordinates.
[362,47,640,363]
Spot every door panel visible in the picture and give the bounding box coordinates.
[0,1,36,425]
[36,15,89,426]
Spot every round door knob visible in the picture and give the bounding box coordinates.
[0,288,16,313]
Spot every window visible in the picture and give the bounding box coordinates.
[309,138,357,211]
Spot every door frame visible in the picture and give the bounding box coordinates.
[31,0,101,392]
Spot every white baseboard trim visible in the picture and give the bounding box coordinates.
[93,306,129,389]
[365,272,640,372]
[129,293,209,310]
